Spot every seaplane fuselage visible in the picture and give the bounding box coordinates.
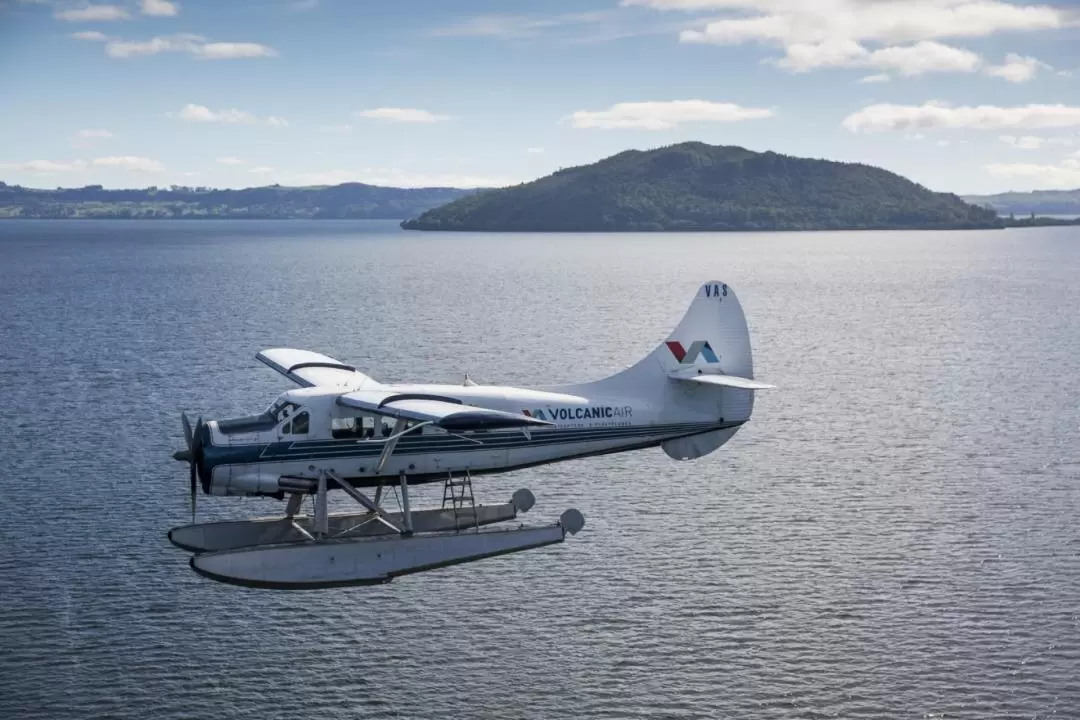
[193,381,746,498]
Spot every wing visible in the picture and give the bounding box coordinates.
[337,390,553,432]
[257,348,379,389]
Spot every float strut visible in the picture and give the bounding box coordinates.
[315,472,329,538]
[399,470,413,536]
[325,470,403,533]
[284,492,303,519]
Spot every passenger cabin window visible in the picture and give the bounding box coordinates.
[327,415,439,439]
[331,417,369,439]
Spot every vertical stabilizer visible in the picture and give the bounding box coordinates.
[555,281,766,460]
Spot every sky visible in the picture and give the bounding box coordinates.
[1,0,1079,195]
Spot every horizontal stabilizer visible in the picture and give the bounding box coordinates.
[670,372,775,390]
[337,391,554,432]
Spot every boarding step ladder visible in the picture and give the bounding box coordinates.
[442,470,478,531]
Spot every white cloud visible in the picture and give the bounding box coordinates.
[429,11,608,39]
[527,147,545,153]
[858,73,891,83]
[99,33,277,59]
[936,139,951,146]
[865,41,982,76]
[72,30,108,40]
[175,104,286,126]
[76,129,112,138]
[92,156,165,173]
[630,0,1069,77]
[216,156,247,166]
[984,162,1080,189]
[248,166,274,174]
[567,99,774,129]
[355,108,450,123]
[843,102,1080,133]
[619,0,736,6]
[0,159,87,173]
[54,3,129,21]
[999,135,1044,149]
[671,1,1066,45]
[178,104,254,123]
[771,38,867,72]
[105,36,185,56]
[1,156,165,175]
[985,53,1053,82]
[197,42,277,59]
[771,39,982,75]
[139,0,178,16]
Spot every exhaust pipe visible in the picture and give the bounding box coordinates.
[278,477,317,493]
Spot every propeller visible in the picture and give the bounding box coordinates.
[172,411,203,523]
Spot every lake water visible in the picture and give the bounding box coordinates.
[1,219,1079,720]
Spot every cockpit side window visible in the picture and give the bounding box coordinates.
[290,412,309,435]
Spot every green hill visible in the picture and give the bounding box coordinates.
[401,142,1002,232]
[0,181,477,219]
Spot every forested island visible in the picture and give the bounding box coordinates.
[402,142,1002,232]
[4,144,1077,230]
[0,182,475,219]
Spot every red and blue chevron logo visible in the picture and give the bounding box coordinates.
[666,340,719,364]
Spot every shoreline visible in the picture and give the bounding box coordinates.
[2,216,1076,230]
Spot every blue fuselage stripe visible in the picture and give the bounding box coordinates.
[205,421,733,469]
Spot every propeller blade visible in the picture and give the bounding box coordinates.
[190,461,197,523]
[190,416,203,523]
[181,412,193,450]
[179,411,200,523]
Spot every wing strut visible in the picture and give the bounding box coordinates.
[375,418,416,474]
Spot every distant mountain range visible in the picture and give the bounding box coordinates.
[962,189,1080,217]
[0,181,477,219]
[402,142,1002,232]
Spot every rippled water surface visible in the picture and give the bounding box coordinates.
[2,219,1079,719]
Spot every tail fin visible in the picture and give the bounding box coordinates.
[558,281,770,460]
[660,280,756,384]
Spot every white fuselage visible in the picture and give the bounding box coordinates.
[200,382,737,497]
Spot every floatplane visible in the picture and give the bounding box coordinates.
[168,281,772,589]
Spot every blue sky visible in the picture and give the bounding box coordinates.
[1,0,1079,194]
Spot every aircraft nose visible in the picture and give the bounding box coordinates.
[173,449,191,462]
